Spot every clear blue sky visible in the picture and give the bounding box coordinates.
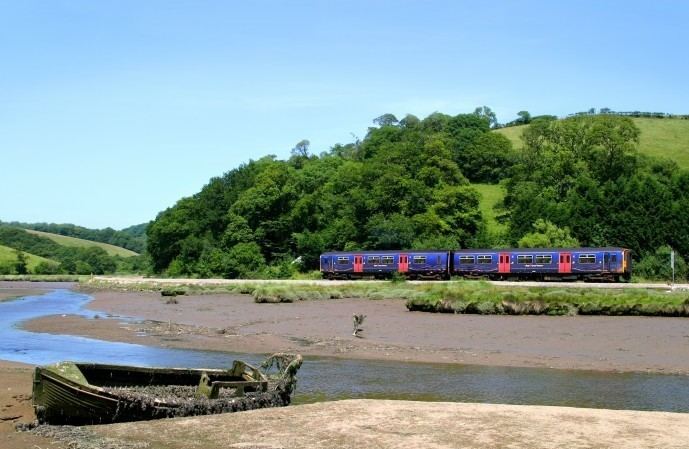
[1,0,687,229]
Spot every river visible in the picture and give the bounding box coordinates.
[2,288,689,412]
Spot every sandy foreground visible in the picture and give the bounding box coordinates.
[5,285,689,448]
[2,361,689,449]
[21,288,689,374]
[93,399,689,449]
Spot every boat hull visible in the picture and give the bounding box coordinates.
[33,355,302,425]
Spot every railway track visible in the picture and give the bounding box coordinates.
[92,276,687,290]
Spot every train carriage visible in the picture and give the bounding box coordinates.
[453,247,631,282]
[320,250,450,280]
[320,247,631,282]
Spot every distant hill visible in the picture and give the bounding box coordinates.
[121,223,148,240]
[24,229,138,257]
[0,226,126,274]
[496,117,689,168]
[0,244,56,271]
[0,221,146,253]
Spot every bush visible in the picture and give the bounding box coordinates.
[226,242,265,278]
[75,261,93,275]
[33,261,62,275]
[0,262,14,275]
[634,246,687,281]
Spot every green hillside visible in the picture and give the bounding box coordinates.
[496,118,689,167]
[24,229,138,257]
[0,244,56,270]
[634,118,689,167]
[473,183,507,235]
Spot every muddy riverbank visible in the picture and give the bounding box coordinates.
[0,281,74,302]
[0,361,64,449]
[22,289,689,374]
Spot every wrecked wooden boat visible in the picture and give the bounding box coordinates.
[32,353,303,425]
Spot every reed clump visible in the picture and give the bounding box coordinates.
[406,283,689,316]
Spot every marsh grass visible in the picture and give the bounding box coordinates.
[0,274,85,282]
[406,282,689,316]
[83,278,689,316]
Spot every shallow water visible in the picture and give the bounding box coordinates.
[2,289,689,412]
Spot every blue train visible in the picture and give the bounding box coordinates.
[320,247,632,282]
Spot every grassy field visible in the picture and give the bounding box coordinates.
[494,124,526,149]
[473,183,508,235]
[634,118,689,167]
[495,118,689,168]
[24,229,138,257]
[0,244,56,271]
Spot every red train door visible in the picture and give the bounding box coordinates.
[559,252,571,274]
[499,253,511,273]
[399,254,409,273]
[354,255,363,273]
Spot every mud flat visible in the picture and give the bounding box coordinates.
[22,289,689,374]
[0,281,74,302]
[0,361,63,449]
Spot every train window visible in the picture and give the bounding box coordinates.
[459,256,475,264]
[535,255,552,264]
[381,256,394,265]
[579,254,596,264]
[412,256,427,264]
[517,255,533,264]
[367,256,381,264]
[612,255,617,263]
[337,257,350,264]
[477,255,492,264]
[437,256,441,265]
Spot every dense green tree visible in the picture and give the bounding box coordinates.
[518,219,580,248]
[226,242,266,278]
[473,106,498,128]
[516,110,531,125]
[458,132,515,182]
[373,113,399,127]
[13,250,28,275]
[504,114,689,261]
[145,110,490,275]
[33,261,62,275]
[291,139,310,158]
[0,263,13,275]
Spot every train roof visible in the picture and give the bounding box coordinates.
[454,247,630,253]
[321,248,630,256]
[321,250,450,255]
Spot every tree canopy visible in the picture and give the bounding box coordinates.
[146,111,516,276]
[145,110,689,280]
